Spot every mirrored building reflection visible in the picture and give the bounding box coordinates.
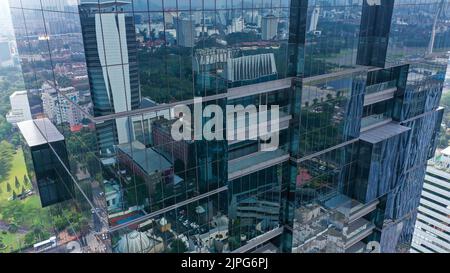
[7,0,450,253]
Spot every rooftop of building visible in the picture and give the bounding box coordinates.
[116,141,172,174]
[440,146,450,157]
[139,98,158,109]
[428,146,450,173]
[17,118,64,147]
[79,0,130,8]
[425,164,450,181]
[10,90,27,98]
[152,118,175,131]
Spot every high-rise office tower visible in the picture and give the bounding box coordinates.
[8,0,450,253]
[175,17,196,47]
[308,6,320,33]
[261,15,278,40]
[78,0,140,155]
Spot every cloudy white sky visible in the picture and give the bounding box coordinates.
[0,0,13,38]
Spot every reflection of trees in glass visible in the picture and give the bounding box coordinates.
[138,39,290,102]
[24,223,50,246]
[228,218,241,250]
[138,47,193,103]
[21,59,53,88]
[0,67,24,150]
[167,238,187,253]
[61,125,99,177]
[225,32,259,45]
[0,199,55,249]
[55,75,72,88]
[0,67,25,100]
[295,175,334,209]
[118,170,150,209]
[304,20,359,77]
[300,97,347,154]
[48,205,90,238]
[0,141,14,180]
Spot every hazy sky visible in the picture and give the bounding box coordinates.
[0,0,14,38]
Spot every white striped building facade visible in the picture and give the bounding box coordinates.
[411,165,450,253]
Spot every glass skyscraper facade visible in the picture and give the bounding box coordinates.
[7,0,450,253]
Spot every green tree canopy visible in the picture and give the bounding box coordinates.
[15,176,20,189]
[0,141,14,179]
[168,238,187,253]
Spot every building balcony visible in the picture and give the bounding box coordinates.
[364,81,397,107]
[345,241,366,253]
[323,194,379,223]
[228,106,292,145]
[365,80,397,95]
[361,114,392,131]
[348,199,379,224]
[344,218,375,249]
[228,148,289,180]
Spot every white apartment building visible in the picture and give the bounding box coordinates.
[227,17,244,34]
[41,83,83,127]
[6,90,32,125]
[410,158,450,253]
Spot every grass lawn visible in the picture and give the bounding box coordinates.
[0,147,87,252]
[0,148,32,202]
[20,195,53,229]
[0,194,53,233]
[0,148,54,252]
[0,195,54,253]
[0,231,26,253]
